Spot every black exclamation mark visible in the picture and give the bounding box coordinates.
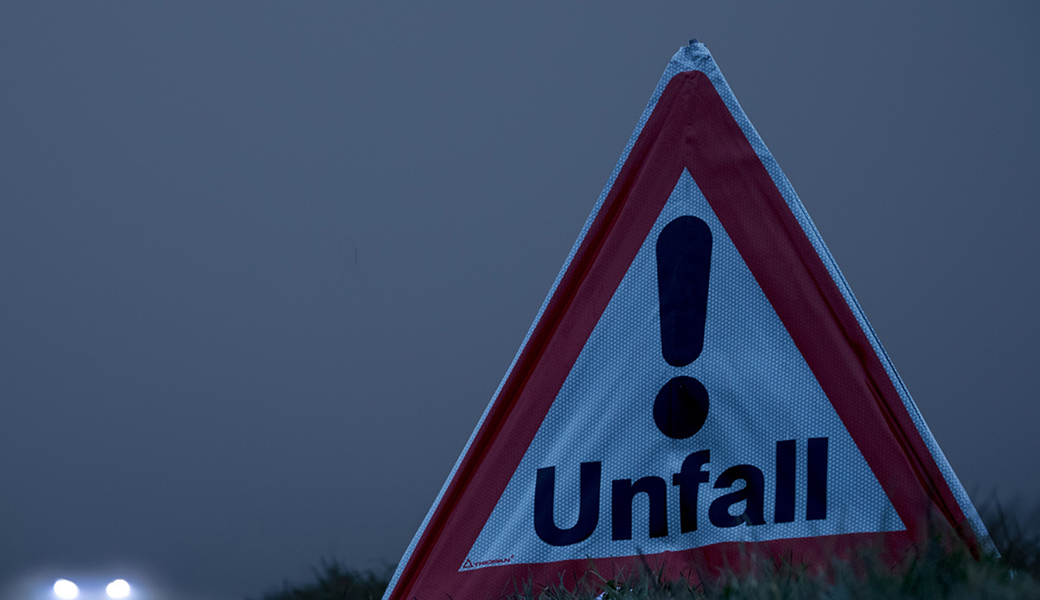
[653,216,712,439]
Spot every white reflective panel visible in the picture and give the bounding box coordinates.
[53,579,79,599]
[106,579,131,598]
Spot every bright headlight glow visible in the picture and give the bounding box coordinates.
[106,579,131,598]
[53,579,79,599]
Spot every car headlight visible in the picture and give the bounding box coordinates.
[106,579,131,598]
[53,579,79,599]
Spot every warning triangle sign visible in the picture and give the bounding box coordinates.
[383,42,989,600]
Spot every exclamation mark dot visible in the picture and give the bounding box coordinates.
[653,216,712,439]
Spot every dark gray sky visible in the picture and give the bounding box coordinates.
[2,3,1038,599]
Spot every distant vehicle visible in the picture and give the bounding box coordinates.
[50,577,131,599]
[0,566,162,600]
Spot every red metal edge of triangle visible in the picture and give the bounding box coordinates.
[387,69,976,600]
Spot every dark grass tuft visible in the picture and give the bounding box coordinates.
[251,560,392,600]
[983,501,1040,582]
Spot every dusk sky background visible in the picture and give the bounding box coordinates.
[2,3,1039,599]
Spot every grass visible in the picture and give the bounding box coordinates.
[254,504,1040,600]
[514,536,1040,600]
[250,560,393,600]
